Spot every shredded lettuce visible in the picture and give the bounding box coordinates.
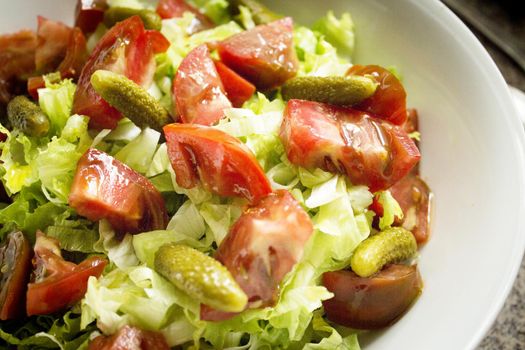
[377,190,403,231]
[313,11,355,59]
[114,127,160,174]
[38,78,77,135]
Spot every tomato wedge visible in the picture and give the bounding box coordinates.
[89,325,170,350]
[217,17,298,90]
[173,45,231,125]
[214,60,256,108]
[347,65,407,125]
[280,99,420,192]
[201,190,314,321]
[156,0,213,33]
[72,16,169,129]
[75,0,108,34]
[164,124,271,204]
[68,148,168,236]
[322,265,422,329]
[26,232,107,316]
[0,231,32,320]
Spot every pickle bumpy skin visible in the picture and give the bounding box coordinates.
[154,244,248,313]
[281,75,378,106]
[229,0,282,25]
[350,227,417,278]
[7,96,49,137]
[90,70,171,132]
[103,7,162,30]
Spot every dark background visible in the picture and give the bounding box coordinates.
[442,0,525,348]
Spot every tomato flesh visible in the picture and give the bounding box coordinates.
[347,65,407,125]
[201,190,314,321]
[0,231,32,320]
[322,264,422,329]
[214,60,256,108]
[218,17,298,90]
[280,99,420,192]
[75,0,108,34]
[173,45,231,125]
[26,233,107,316]
[72,16,169,129]
[68,148,168,235]
[89,325,170,350]
[156,0,213,33]
[164,124,271,204]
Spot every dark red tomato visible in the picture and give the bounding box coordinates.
[164,124,271,204]
[88,325,170,350]
[156,0,213,34]
[173,45,231,125]
[0,231,32,320]
[75,0,108,34]
[26,232,107,316]
[280,99,420,192]
[201,190,313,321]
[69,149,168,236]
[322,264,422,329]
[35,17,73,73]
[217,17,298,90]
[347,65,407,125]
[72,16,169,129]
[214,60,256,108]
[0,30,37,106]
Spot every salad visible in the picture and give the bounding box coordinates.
[0,0,433,349]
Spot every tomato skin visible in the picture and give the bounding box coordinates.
[163,123,272,204]
[347,65,407,125]
[156,0,213,33]
[0,231,32,320]
[280,99,420,192]
[322,264,422,329]
[173,45,231,125]
[202,190,313,321]
[214,60,256,108]
[217,17,298,90]
[72,16,169,129]
[75,0,108,34]
[89,325,170,350]
[26,233,107,316]
[68,148,168,236]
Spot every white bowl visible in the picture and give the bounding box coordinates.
[2,0,525,349]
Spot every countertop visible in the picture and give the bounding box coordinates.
[442,0,525,348]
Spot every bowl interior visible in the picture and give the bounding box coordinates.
[2,1,525,349]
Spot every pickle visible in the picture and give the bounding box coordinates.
[281,76,378,106]
[228,0,282,25]
[103,7,162,31]
[90,70,170,132]
[350,227,417,278]
[7,96,49,137]
[154,243,248,312]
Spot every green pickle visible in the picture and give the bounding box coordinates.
[350,227,417,278]
[281,76,378,106]
[7,96,49,137]
[90,70,171,132]
[103,7,162,30]
[229,0,282,25]
[154,243,248,313]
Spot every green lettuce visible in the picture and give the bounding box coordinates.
[377,190,403,230]
[313,11,355,59]
[38,78,77,135]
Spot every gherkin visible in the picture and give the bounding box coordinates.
[103,7,162,30]
[228,0,282,25]
[7,96,49,137]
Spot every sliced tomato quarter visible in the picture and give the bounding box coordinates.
[156,0,213,33]
[89,325,170,350]
[74,0,108,34]
[214,60,256,108]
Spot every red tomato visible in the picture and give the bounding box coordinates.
[26,233,107,316]
[347,65,407,125]
[217,17,298,90]
[156,0,213,34]
[68,148,168,235]
[75,0,108,34]
[164,124,271,204]
[35,17,73,73]
[0,30,37,106]
[173,45,231,125]
[88,325,170,350]
[201,190,314,321]
[72,16,169,129]
[322,265,422,329]
[0,231,32,320]
[214,60,256,107]
[279,99,420,192]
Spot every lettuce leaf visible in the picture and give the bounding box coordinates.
[313,11,355,59]
[38,78,77,135]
